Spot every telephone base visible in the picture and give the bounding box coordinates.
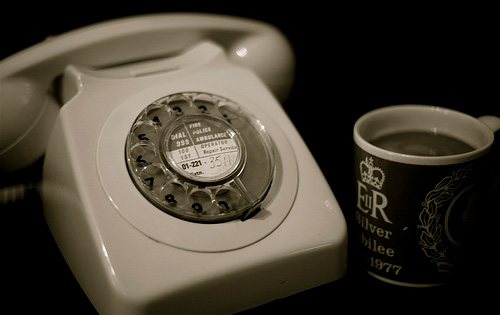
[39,28,346,314]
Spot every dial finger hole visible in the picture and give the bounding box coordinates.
[139,164,168,191]
[218,101,241,126]
[132,122,157,143]
[215,186,241,212]
[130,143,157,166]
[193,93,217,115]
[166,94,192,116]
[188,188,214,214]
[161,179,188,206]
[145,103,171,125]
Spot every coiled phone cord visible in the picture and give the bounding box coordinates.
[0,181,40,205]
[0,157,43,206]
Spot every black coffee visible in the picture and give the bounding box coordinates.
[371,132,475,156]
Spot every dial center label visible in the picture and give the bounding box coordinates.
[165,117,242,181]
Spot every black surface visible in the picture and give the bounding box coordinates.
[2,4,499,313]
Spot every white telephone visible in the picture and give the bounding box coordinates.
[1,13,346,314]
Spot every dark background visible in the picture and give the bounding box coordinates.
[2,3,499,314]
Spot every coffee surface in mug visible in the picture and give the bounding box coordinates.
[371,131,475,156]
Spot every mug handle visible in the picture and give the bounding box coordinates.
[478,115,500,133]
[479,115,500,205]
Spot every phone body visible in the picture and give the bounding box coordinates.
[0,13,346,314]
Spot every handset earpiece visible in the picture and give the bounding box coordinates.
[227,32,295,101]
[0,13,295,173]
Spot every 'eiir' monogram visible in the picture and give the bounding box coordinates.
[357,157,392,224]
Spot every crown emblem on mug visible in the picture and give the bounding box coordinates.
[360,157,385,190]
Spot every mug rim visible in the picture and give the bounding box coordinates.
[353,105,494,165]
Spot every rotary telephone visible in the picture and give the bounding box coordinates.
[0,13,346,314]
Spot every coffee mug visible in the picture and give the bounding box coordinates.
[353,105,500,287]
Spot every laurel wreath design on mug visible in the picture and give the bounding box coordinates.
[418,164,475,273]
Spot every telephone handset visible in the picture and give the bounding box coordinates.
[1,14,346,314]
[1,13,294,173]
